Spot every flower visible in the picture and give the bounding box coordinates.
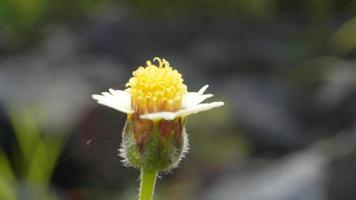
[92,57,224,171]
[92,57,224,120]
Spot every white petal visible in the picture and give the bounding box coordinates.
[108,89,132,109]
[92,89,133,113]
[198,84,209,95]
[177,101,224,117]
[182,84,213,108]
[182,92,213,108]
[140,112,177,120]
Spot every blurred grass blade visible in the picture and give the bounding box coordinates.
[9,107,41,163]
[26,135,65,186]
[0,150,17,200]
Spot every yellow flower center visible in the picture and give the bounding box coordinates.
[126,57,187,114]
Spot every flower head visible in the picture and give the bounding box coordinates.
[92,57,224,171]
[126,58,187,115]
[92,57,224,120]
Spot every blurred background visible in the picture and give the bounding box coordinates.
[0,0,356,199]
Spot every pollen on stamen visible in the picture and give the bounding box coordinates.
[126,57,187,115]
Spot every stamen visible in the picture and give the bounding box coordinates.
[126,58,187,115]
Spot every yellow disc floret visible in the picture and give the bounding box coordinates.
[126,57,187,115]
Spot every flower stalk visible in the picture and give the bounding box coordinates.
[139,168,158,200]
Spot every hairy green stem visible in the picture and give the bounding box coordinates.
[139,168,158,200]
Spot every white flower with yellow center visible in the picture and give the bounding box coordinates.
[93,57,224,200]
[92,57,224,120]
[92,57,224,175]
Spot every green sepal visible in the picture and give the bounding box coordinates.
[120,118,188,172]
